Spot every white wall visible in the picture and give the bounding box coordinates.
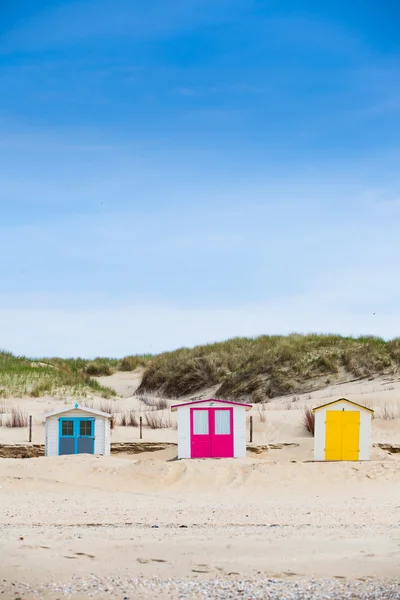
[176,401,249,459]
[45,409,110,457]
[45,418,58,456]
[314,401,372,461]
[359,409,372,461]
[104,417,111,456]
[177,406,191,459]
[314,409,326,461]
[233,405,247,458]
[94,418,105,455]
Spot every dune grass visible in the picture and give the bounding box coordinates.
[3,334,400,402]
[44,355,152,376]
[0,350,151,399]
[137,334,400,401]
[84,362,114,376]
[119,355,152,371]
[0,351,116,399]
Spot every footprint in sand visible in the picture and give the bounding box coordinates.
[192,569,212,573]
[64,552,95,560]
[137,558,167,564]
[192,564,214,573]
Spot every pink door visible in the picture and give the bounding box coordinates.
[211,408,234,458]
[190,408,234,458]
[190,408,211,458]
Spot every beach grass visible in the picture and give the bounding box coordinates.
[3,334,400,402]
[0,351,116,399]
[137,334,400,401]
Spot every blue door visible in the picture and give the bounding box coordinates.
[59,418,95,455]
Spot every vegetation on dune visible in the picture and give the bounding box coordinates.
[0,351,116,399]
[84,361,114,377]
[3,334,400,402]
[137,334,400,402]
[119,354,152,371]
[44,355,152,376]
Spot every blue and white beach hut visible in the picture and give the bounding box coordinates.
[44,403,112,456]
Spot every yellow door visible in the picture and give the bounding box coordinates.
[325,410,360,460]
[341,411,360,460]
[325,411,342,460]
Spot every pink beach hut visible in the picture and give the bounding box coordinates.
[171,398,252,459]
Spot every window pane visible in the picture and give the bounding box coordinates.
[80,420,92,436]
[215,410,230,435]
[193,410,209,434]
[61,420,73,436]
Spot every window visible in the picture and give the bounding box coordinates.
[215,410,230,435]
[61,420,74,436]
[80,420,92,437]
[193,410,209,435]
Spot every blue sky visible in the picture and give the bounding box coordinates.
[1,1,400,357]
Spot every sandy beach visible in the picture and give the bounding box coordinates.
[1,447,400,598]
[1,373,400,598]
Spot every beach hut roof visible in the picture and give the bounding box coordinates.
[312,398,374,413]
[171,398,252,412]
[44,403,112,419]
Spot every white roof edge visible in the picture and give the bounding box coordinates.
[312,398,374,413]
[171,398,252,412]
[44,404,112,419]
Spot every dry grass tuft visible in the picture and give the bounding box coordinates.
[144,411,172,429]
[379,403,400,420]
[257,403,266,423]
[120,411,139,427]
[140,395,169,410]
[96,401,116,429]
[6,406,28,428]
[97,401,115,415]
[302,408,315,436]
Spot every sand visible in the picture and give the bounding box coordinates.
[1,451,400,598]
[2,372,400,446]
[1,372,400,598]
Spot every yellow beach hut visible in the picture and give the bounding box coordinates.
[313,398,373,461]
